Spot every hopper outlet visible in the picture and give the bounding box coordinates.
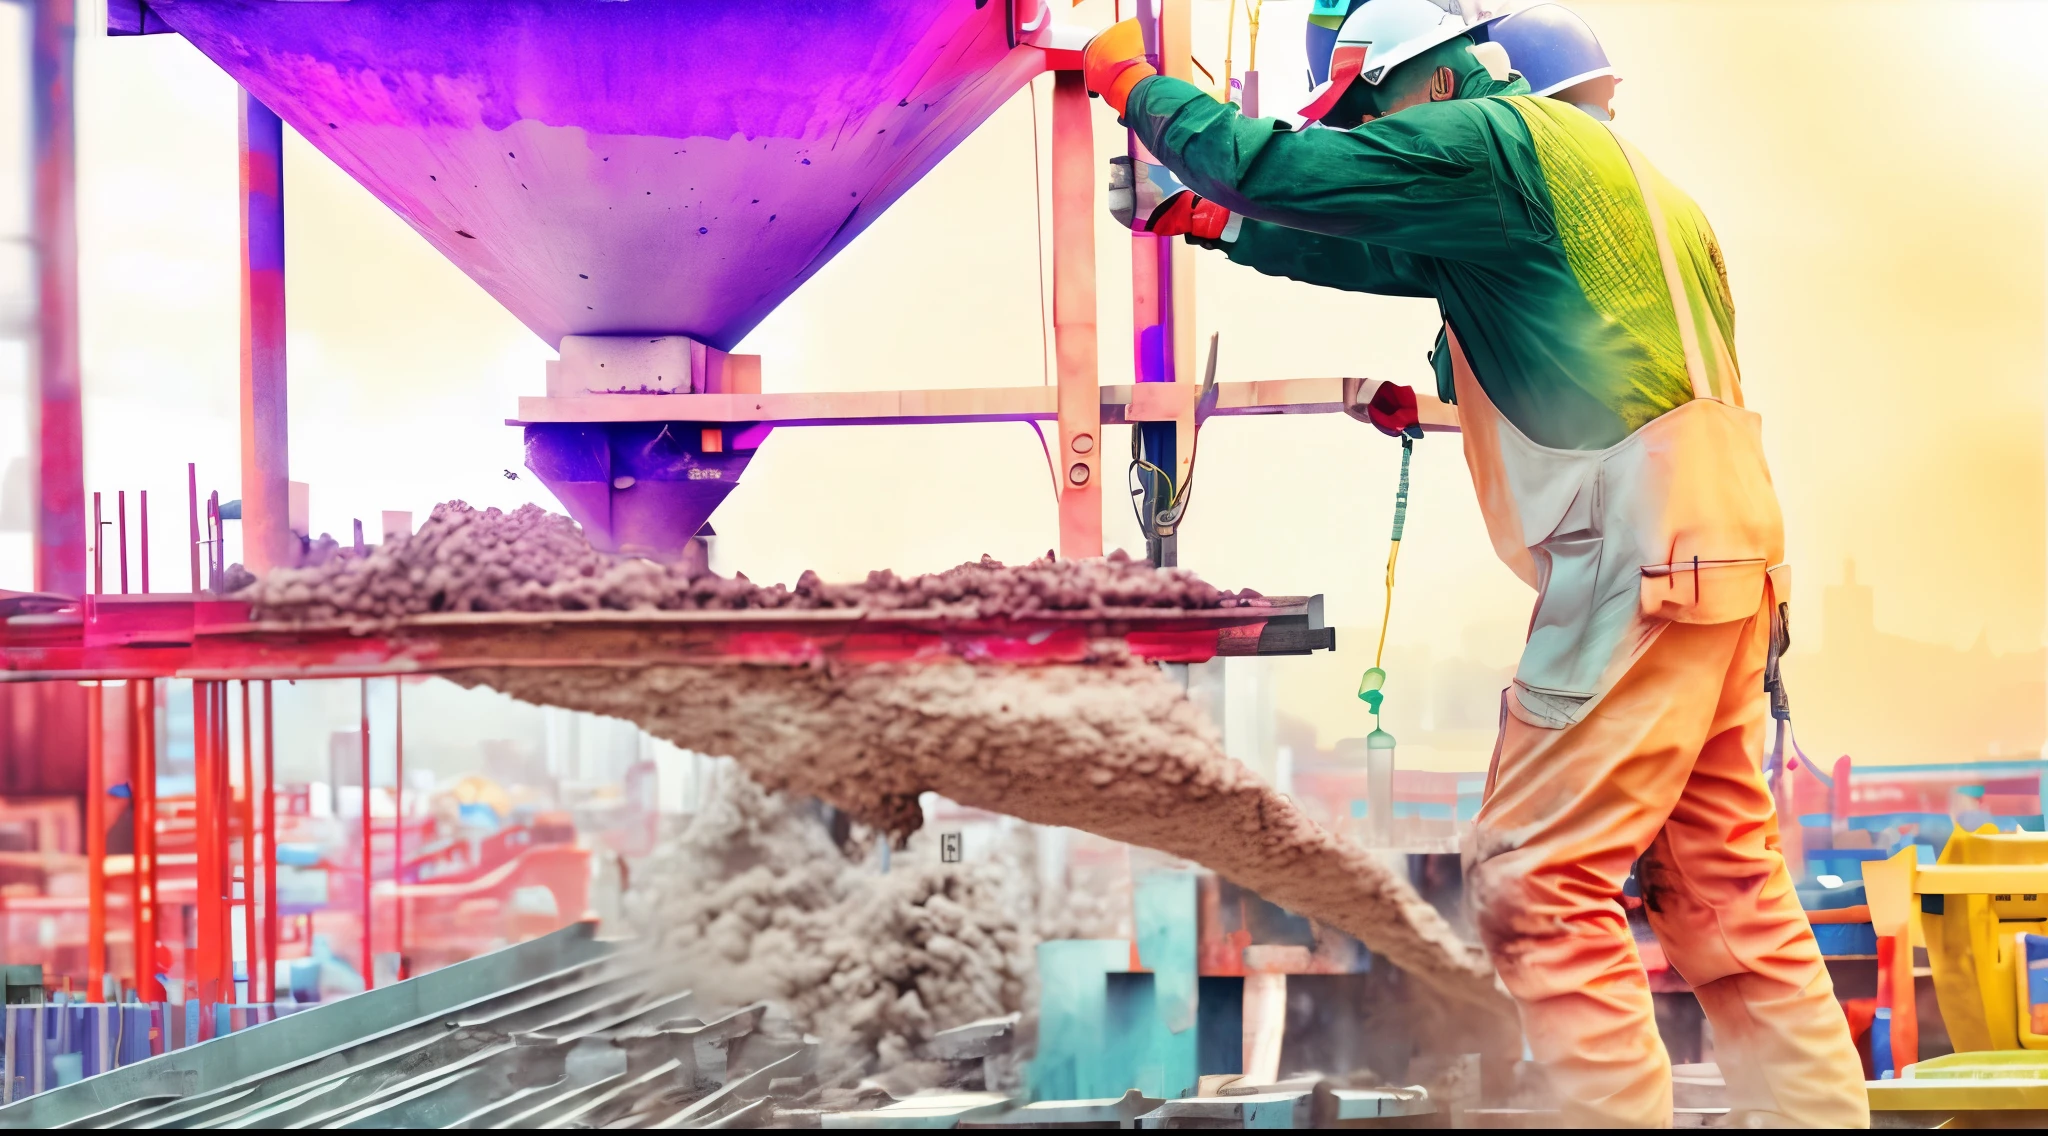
[132,0,1048,350]
[546,335,761,398]
[525,421,767,562]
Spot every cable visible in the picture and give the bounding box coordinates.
[1128,458,1166,536]
[1224,0,1239,100]
[1372,437,1414,670]
[1126,335,1220,541]
[1248,0,1263,74]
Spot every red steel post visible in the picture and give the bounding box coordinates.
[1049,71,1101,559]
[360,678,373,989]
[91,491,101,596]
[261,681,278,1003]
[138,489,150,593]
[186,465,201,593]
[133,679,161,1002]
[216,683,234,1001]
[193,680,221,1033]
[393,678,404,978]
[86,681,105,1000]
[238,681,258,1005]
[239,90,292,574]
[209,492,222,591]
[31,0,84,597]
[1160,0,1197,487]
[117,491,129,593]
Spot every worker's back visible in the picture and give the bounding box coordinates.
[1507,96,1740,404]
[1417,92,1742,452]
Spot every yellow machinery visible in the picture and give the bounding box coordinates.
[1863,828,2048,1122]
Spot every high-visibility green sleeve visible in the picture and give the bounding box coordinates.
[1199,220,1434,298]
[1124,75,1519,264]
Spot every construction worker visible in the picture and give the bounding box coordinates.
[1086,0,1869,1126]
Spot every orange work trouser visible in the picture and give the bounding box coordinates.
[1465,604,1869,1127]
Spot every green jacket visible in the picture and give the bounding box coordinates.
[1123,56,1738,451]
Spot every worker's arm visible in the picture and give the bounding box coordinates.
[1192,219,1435,298]
[1124,75,1513,263]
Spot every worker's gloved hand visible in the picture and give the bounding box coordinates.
[1366,382,1424,439]
[1108,157,1234,239]
[1083,18,1155,116]
[1145,192,1235,239]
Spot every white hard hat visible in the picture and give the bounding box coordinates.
[1299,0,1477,124]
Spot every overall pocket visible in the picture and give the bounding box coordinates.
[1638,558,1768,625]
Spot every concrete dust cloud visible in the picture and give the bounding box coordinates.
[620,769,1072,1088]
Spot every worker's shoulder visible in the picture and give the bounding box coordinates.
[1360,97,1530,165]
[1491,94,1620,158]
[1485,95,1644,203]
[1373,96,1525,137]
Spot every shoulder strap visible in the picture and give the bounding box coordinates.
[1604,125,1715,402]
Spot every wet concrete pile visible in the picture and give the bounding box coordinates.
[238,502,1509,1019]
[239,501,1266,625]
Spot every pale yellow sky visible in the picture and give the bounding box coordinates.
[0,0,2041,759]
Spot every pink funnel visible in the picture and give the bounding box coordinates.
[138,0,1044,350]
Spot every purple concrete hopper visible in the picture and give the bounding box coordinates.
[143,0,1044,351]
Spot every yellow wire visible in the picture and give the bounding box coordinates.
[1247,0,1263,74]
[1224,0,1238,98]
[1373,539,1401,669]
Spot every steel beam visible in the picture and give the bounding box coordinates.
[237,681,257,1006]
[31,0,83,596]
[85,680,104,998]
[1050,72,1101,559]
[511,378,1461,430]
[238,92,292,573]
[132,679,161,1002]
[359,678,372,990]
[260,681,277,1005]
[193,681,223,1031]
[393,679,404,979]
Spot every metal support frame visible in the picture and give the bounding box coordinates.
[360,677,373,990]
[31,0,84,596]
[192,680,222,1031]
[132,678,161,1003]
[506,41,1447,565]
[261,680,277,1003]
[85,680,104,998]
[394,678,405,980]
[239,90,292,573]
[237,681,258,1007]
[185,465,201,592]
[1050,71,1100,559]
[515,378,1456,431]
[1129,0,1197,568]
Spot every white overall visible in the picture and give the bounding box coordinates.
[1453,126,1789,730]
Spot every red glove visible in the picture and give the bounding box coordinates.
[1146,192,1234,240]
[1366,382,1422,438]
[1083,19,1155,116]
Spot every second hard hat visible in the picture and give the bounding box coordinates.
[1484,2,1616,98]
